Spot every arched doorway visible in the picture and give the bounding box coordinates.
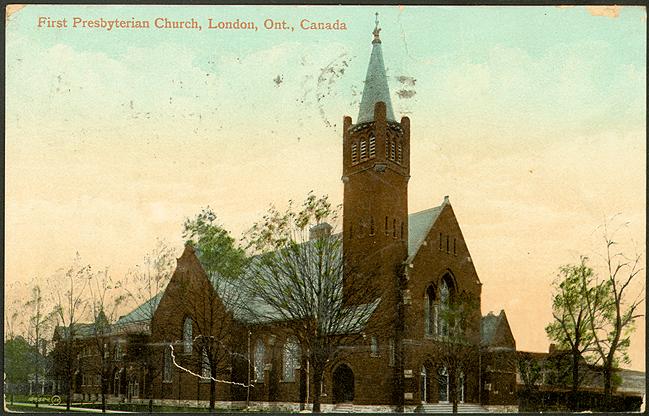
[437,367,449,403]
[420,361,433,403]
[332,364,354,403]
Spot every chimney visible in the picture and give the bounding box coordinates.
[309,222,332,240]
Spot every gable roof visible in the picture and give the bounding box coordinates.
[115,291,164,327]
[118,199,450,330]
[407,204,443,259]
[481,311,501,345]
[481,309,515,349]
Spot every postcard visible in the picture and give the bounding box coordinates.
[4,4,645,413]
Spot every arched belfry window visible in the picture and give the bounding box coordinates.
[183,317,193,354]
[351,143,358,164]
[437,279,451,336]
[282,337,300,382]
[369,135,376,158]
[424,286,436,336]
[254,339,265,382]
[397,142,403,164]
[360,140,368,161]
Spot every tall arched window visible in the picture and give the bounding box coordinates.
[459,371,465,403]
[437,280,450,337]
[369,135,376,158]
[282,337,300,382]
[254,339,265,383]
[183,317,192,354]
[163,346,172,383]
[424,286,435,336]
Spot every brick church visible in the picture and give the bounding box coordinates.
[59,19,518,410]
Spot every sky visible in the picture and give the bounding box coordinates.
[5,5,646,370]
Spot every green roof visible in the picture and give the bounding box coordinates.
[407,205,444,260]
[357,24,395,123]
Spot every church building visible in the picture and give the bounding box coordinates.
[57,18,518,411]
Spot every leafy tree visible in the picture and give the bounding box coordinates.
[545,257,601,402]
[183,207,247,279]
[242,193,383,413]
[4,336,36,400]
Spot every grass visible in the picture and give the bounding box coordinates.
[6,403,84,413]
[71,403,240,412]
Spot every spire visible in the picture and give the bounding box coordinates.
[357,13,395,124]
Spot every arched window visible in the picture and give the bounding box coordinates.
[459,371,465,403]
[360,140,367,160]
[370,336,379,357]
[282,337,300,382]
[369,135,376,158]
[437,280,450,337]
[351,143,358,164]
[369,217,375,236]
[397,142,403,164]
[183,317,192,354]
[254,339,265,382]
[438,367,449,402]
[201,348,211,379]
[424,286,435,336]
[163,346,172,383]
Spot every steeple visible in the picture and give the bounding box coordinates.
[357,13,395,124]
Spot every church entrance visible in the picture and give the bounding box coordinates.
[332,364,354,403]
[437,367,449,403]
[420,362,434,403]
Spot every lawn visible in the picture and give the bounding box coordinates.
[5,403,84,413]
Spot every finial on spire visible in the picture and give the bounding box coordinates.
[372,12,381,44]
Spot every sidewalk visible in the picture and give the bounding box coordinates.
[6,402,132,413]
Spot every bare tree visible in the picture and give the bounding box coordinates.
[5,281,25,342]
[584,220,644,404]
[50,253,91,411]
[169,266,249,412]
[121,239,176,403]
[152,208,249,412]
[242,194,384,413]
[428,292,480,413]
[86,268,126,413]
[24,283,55,407]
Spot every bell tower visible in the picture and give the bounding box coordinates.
[342,15,410,303]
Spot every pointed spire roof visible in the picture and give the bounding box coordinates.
[357,13,395,124]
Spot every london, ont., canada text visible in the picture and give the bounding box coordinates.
[37,16,348,32]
